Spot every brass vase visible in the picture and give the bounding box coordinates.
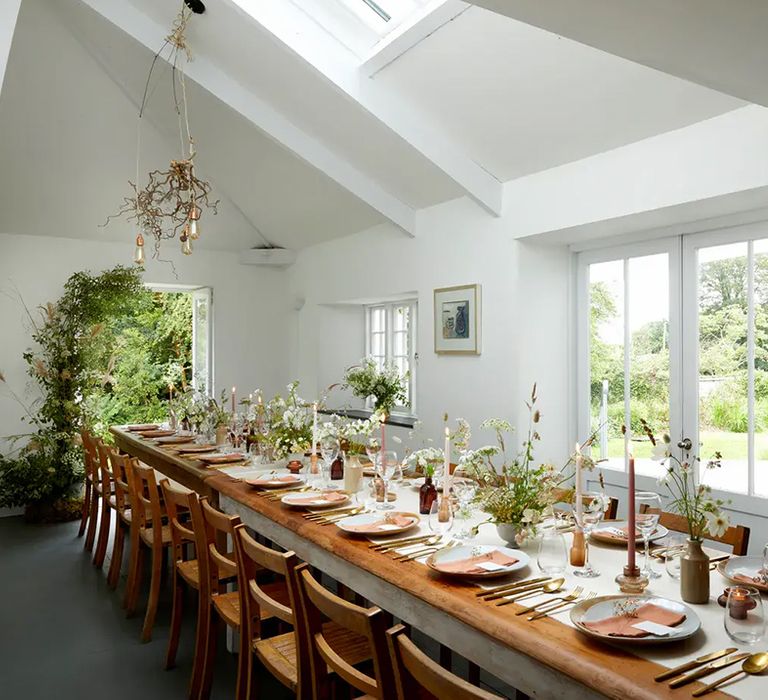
[680,538,710,603]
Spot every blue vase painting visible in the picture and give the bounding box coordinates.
[442,300,470,339]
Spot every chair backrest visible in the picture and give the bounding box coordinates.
[552,489,619,521]
[297,565,395,699]
[386,624,502,700]
[108,448,132,513]
[80,430,98,480]
[94,438,113,489]
[640,505,750,555]
[160,479,200,565]
[127,461,164,541]
[198,498,240,593]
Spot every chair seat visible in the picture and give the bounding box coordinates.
[139,524,172,547]
[214,581,291,630]
[253,622,371,692]
[177,556,238,589]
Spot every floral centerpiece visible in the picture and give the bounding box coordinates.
[644,421,729,602]
[461,385,602,546]
[265,381,313,460]
[343,357,407,415]
[406,417,471,477]
[316,410,384,455]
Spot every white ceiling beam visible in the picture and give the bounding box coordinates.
[361,0,469,77]
[466,0,768,106]
[232,0,504,216]
[78,0,417,237]
[0,0,22,99]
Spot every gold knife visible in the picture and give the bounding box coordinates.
[668,652,751,688]
[475,577,550,597]
[654,648,737,682]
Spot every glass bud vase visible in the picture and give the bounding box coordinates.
[680,538,710,603]
[419,475,437,515]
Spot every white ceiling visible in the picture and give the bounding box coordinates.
[373,5,745,182]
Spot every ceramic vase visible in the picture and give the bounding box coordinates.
[680,538,710,603]
[215,425,228,447]
[496,523,521,548]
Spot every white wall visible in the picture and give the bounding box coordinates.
[287,196,573,462]
[0,232,292,452]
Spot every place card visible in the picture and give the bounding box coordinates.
[378,524,401,531]
[476,561,508,572]
[631,620,677,636]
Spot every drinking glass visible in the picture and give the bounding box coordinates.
[573,491,605,578]
[724,586,766,645]
[428,497,454,536]
[374,450,398,510]
[320,437,339,489]
[537,528,568,575]
[635,491,662,579]
[453,478,477,540]
[664,533,686,580]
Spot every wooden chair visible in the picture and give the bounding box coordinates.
[233,524,371,700]
[552,488,619,520]
[639,505,750,555]
[297,565,396,700]
[92,439,115,569]
[106,449,133,589]
[79,430,100,551]
[123,460,172,642]
[386,624,503,700]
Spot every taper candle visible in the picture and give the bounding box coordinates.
[574,442,583,523]
[312,403,318,455]
[628,453,636,569]
[443,427,451,490]
[231,386,236,414]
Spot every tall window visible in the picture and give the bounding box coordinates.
[578,223,768,503]
[365,301,417,414]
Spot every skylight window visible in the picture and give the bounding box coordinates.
[339,0,426,34]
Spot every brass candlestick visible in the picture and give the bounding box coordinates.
[569,528,586,567]
[437,494,451,523]
[615,564,649,594]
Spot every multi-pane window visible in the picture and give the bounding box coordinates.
[578,224,768,501]
[365,301,417,414]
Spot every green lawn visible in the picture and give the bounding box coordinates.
[607,432,768,460]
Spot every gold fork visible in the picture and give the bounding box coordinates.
[315,508,367,524]
[371,535,439,552]
[513,587,584,615]
[528,591,596,621]
[395,540,456,562]
[265,486,311,500]
[304,506,360,520]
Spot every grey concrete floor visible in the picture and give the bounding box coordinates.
[0,516,292,700]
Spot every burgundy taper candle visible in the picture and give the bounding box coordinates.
[627,454,636,569]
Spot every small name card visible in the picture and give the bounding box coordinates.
[631,620,677,636]
[378,524,401,531]
[476,561,507,572]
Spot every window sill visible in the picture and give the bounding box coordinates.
[319,408,417,429]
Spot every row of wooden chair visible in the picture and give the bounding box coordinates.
[77,430,501,699]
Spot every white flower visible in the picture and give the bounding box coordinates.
[521,508,538,524]
[391,435,402,444]
[480,418,514,433]
[704,511,730,538]
[651,442,670,462]
[657,471,671,488]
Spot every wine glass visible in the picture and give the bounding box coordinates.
[635,491,662,579]
[664,532,686,580]
[724,586,766,645]
[320,437,339,489]
[428,497,454,536]
[573,491,606,578]
[374,450,397,510]
[537,528,568,576]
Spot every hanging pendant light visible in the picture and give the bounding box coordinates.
[180,230,193,255]
[188,218,200,240]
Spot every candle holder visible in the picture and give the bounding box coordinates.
[615,564,649,594]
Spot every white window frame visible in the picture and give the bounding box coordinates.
[576,222,768,515]
[365,300,418,416]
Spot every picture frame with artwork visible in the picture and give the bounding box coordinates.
[433,284,481,355]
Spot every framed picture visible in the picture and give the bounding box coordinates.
[433,284,481,355]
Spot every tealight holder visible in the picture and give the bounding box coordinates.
[615,564,650,594]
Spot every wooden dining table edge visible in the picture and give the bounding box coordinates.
[205,473,734,700]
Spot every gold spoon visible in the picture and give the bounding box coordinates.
[692,652,768,697]
[484,577,565,603]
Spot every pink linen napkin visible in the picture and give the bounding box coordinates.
[200,453,248,465]
[288,491,348,506]
[247,475,301,486]
[598,526,641,542]
[583,603,685,637]
[432,550,518,574]
[343,515,415,532]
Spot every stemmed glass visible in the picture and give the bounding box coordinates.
[635,491,662,579]
[573,491,606,578]
[374,450,397,510]
[320,437,340,489]
[365,437,380,471]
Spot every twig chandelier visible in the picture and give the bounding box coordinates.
[105,2,217,265]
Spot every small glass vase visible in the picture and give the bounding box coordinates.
[680,538,710,604]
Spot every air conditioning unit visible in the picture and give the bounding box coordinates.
[238,247,297,267]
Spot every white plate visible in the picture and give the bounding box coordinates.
[336,511,420,536]
[590,521,669,546]
[281,491,350,508]
[570,595,700,644]
[246,472,305,489]
[721,556,768,592]
[426,544,529,579]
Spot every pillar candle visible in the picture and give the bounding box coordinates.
[628,453,636,570]
[443,427,451,490]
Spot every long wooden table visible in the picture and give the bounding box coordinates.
[113,430,736,700]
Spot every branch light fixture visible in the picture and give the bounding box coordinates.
[105,2,218,265]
